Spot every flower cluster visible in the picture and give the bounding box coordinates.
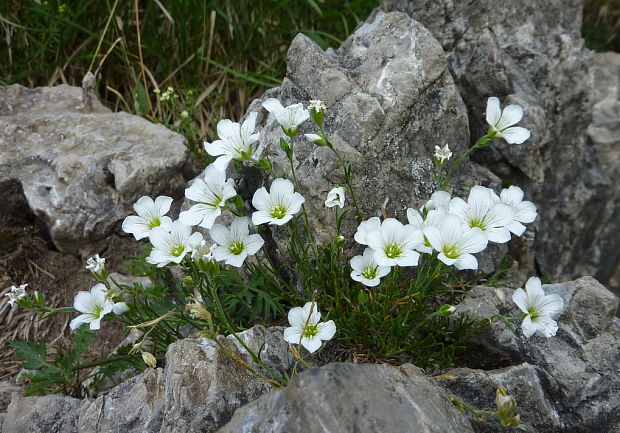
[350,185,537,287]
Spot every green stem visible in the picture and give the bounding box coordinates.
[75,355,135,371]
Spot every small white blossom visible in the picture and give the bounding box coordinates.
[180,110,189,119]
[365,218,424,267]
[283,302,336,353]
[434,144,452,162]
[5,284,27,307]
[85,254,105,273]
[486,97,531,144]
[191,240,217,262]
[407,208,447,254]
[210,217,265,267]
[498,186,537,236]
[350,248,391,287]
[251,178,305,226]
[204,112,259,171]
[424,214,488,270]
[147,221,203,267]
[325,187,345,208]
[424,190,452,212]
[179,165,237,229]
[512,277,564,338]
[69,283,114,331]
[112,302,129,315]
[122,196,174,241]
[308,100,326,112]
[262,98,310,135]
[354,217,381,245]
[449,186,514,243]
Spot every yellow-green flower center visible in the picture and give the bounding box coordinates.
[469,218,487,230]
[443,244,460,259]
[229,241,245,255]
[270,205,287,219]
[303,323,319,338]
[170,245,185,257]
[147,217,161,229]
[93,305,104,318]
[527,307,539,321]
[384,242,403,259]
[362,265,378,280]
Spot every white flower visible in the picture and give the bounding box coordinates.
[204,112,259,171]
[85,254,105,273]
[146,221,203,267]
[365,218,424,267]
[122,196,173,241]
[486,97,531,144]
[191,240,217,262]
[283,302,336,353]
[424,190,452,212]
[180,110,189,119]
[69,283,114,331]
[262,98,310,135]
[112,302,129,315]
[407,208,447,254]
[5,284,27,307]
[354,217,381,245]
[449,186,514,244]
[350,248,391,287]
[512,277,564,338]
[308,100,326,112]
[304,133,326,146]
[251,178,305,226]
[179,165,237,229]
[498,186,537,236]
[325,187,345,208]
[434,144,452,162]
[210,217,265,267]
[424,214,488,270]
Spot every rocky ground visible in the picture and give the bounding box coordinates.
[1,0,619,431]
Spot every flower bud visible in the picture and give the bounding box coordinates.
[305,133,327,146]
[436,304,457,317]
[142,351,157,368]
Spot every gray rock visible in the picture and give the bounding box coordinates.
[3,325,293,433]
[3,392,81,433]
[0,84,189,252]
[452,276,620,432]
[77,368,165,433]
[381,0,620,290]
[243,10,478,245]
[218,362,475,433]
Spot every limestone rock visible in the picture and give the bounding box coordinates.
[0,84,189,252]
[3,392,81,433]
[452,277,620,431]
[242,10,475,245]
[381,0,620,290]
[218,362,475,433]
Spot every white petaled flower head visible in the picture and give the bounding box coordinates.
[350,248,391,287]
[112,302,129,315]
[252,178,305,226]
[407,208,447,254]
[262,98,310,136]
[122,196,173,241]
[366,218,424,267]
[85,254,105,273]
[283,302,336,354]
[325,187,345,209]
[147,221,203,267]
[204,112,259,171]
[191,239,217,262]
[423,190,452,212]
[354,217,381,245]
[499,186,537,236]
[512,277,564,338]
[308,100,326,113]
[179,165,237,229]
[424,214,489,270]
[486,97,531,144]
[449,186,514,244]
[5,284,28,307]
[210,217,265,267]
[434,144,452,163]
[69,283,114,331]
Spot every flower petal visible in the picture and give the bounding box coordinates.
[486,97,502,127]
[500,126,530,144]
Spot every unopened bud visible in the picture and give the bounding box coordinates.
[142,351,157,368]
[436,304,456,317]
